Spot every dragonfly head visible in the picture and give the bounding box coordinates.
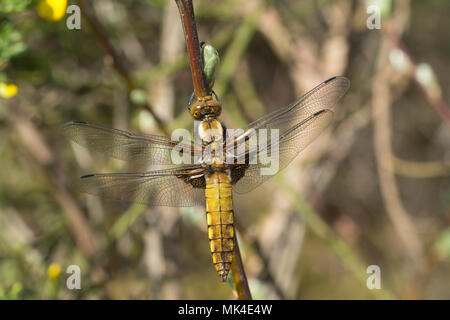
[188,95,221,120]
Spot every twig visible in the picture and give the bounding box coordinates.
[235,221,286,299]
[174,0,210,98]
[76,0,133,91]
[277,175,396,299]
[384,30,450,128]
[7,99,104,285]
[393,157,450,178]
[230,233,252,300]
[174,0,252,298]
[371,33,425,271]
[211,0,272,129]
[214,2,266,100]
[76,0,169,135]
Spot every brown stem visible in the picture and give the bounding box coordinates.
[372,35,425,271]
[76,0,133,91]
[76,0,169,136]
[235,221,285,299]
[231,234,252,300]
[174,0,210,98]
[174,0,251,298]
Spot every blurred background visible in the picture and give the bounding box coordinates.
[1,0,450,299]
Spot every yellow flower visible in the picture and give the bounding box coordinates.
[0,82,18,99]
[47,263,62,280]
[37,0,68,21]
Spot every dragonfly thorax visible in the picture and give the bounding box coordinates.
[198,119,223,142]
[198,119,228,167]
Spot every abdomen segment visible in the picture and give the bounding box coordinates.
[205,172,234,281]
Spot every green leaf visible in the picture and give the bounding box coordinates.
[0,22,27,64]
[0,0,34,14]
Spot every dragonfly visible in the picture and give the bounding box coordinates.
[64,76,350,281]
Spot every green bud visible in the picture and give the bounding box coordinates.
[201,43,220,89]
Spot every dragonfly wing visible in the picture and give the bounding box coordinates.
[231,110,333,193]
[226,76,349,149]
[63,121,199,166]
[229,76,349,194]
[78,165,205,207]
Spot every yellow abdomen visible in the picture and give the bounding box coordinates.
[205,171,234,281]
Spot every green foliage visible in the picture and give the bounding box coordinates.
[368,0,392,18]
[0,0,34,14]
[433,228,450,260]
[0,0,449,300]
[0,0,32,82]
[0,282,23,299]
[0,22,27,66]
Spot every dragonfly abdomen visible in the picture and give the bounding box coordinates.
[205,171,234,282]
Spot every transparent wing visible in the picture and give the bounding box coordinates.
[63,121,200,166]
[78,165,206,207]
[231,110,333,193]
[226,76,349,150]
[229,76,350,194]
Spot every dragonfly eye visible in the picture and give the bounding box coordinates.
[187,92,196,111]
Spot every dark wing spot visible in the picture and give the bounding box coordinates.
[190,176,206,189]
[230,164,249,185]
[313,109,327,117]
[177,174,206,189]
